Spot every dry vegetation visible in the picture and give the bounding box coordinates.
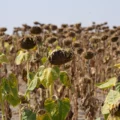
[0,21,120,120]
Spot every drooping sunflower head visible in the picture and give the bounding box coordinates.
[20,36,36,50]
[48,49,74,65]
[30,26,42,34]
[83,50,94,59]
[111,35,119,42]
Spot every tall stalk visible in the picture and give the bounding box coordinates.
[27,58,30,104]
[1,99,5,120]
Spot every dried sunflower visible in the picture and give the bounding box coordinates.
[63,38,72,46]
[47,36,57,44]
[30,26,42,34]
[111,36,119,42]
[83,51,94,59]
[48,49,73,65]
[20,36,36,50]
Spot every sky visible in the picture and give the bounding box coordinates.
[0,0,120,34]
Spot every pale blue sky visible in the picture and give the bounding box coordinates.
[0,0,120,34]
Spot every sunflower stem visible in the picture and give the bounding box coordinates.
[49,84,54,98]
[26,52,30,106]
[1,101,5,120]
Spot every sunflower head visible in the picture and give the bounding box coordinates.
[30,26,42,34]
[48,49,74,65]
[20,36,36,50]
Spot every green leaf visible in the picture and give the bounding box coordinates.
[44,98,70,120]
[15,50,29,65]
[0,78,7,102]
[38,65,45,76]
[6,94,20,106]
[37,113,52,120]
[115,82,120,93]
[8,74,19,96]
[27,75,38,91]
[104,114,109,120]
[2,78,10,94]
[59,71,71,87]
[102,90,120,115]
[40,67,59,88]
[0,53,8,63]
[2,74,20,106]
[101,103,110,115]
[44,99,56,114]
[22,109,36,120]
[15,50,24,65]
[27,66,45,91]
[27,71,35,83]
[105,90,120,104]
[28,72,35,82]
[57,98,70,120]
[52,66,60,75]
[7,74,20,106]
[96,77,117,89]
[41,57,48,64]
